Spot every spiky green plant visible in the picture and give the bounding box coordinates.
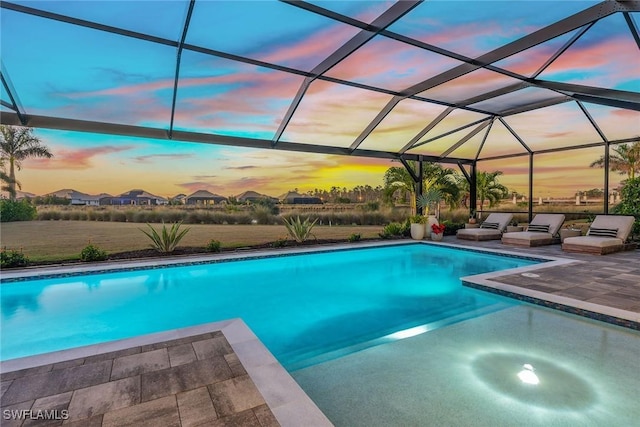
[417,188,443,216]
[283,216,317,243]
[140,221,190,253]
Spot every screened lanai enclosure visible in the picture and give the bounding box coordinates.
[1,0,639,218]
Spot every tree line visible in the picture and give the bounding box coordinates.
[1,124,639,211]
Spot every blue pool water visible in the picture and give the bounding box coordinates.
[0,244,536,367]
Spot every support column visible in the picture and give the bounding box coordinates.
[416,156,424,215]
[528,153,534,222]
[604,143,610,215]
[470,162,477,219]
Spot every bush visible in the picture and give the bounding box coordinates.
[252,205,275,225]
[379,222,407,239]
[348,233,361,242]
[283,216,317,243]
[409,215,426,224]
[1,248,30,268]
[364,201,379,212]
[441,220,466,236]
[0,199,37,222]
[612,177,640,239]
[110,211,127,222]
[206,239,221,253]
[80,244,108,262]
[140,221,191,253]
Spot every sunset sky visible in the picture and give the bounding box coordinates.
[1,1,638,198]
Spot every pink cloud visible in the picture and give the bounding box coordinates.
[257,22,360,69]
[27,145,135,170]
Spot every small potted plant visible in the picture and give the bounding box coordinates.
[417,188,442,234]
[431,222,446,241]
[468,209,477,224]
[409,215,426,240]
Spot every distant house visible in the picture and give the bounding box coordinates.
[100,189,168,206]
[185,190,227,205]
[280,191,323,205]
[170,194,187,205]
[45,189,106,206]
[236,190,278,204]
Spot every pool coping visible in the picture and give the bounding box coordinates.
[0,319,333,427]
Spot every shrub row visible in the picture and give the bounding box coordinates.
[35,208,405,226]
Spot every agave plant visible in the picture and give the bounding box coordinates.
[283,216,318,243]
[140,221,190,253]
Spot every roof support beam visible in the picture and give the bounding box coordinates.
[455,83,528,107]
[0,67,26,125]
[355,1,626,154]
[168,0,195,139]
[532,22,594,78]
[624,12,640,49]
[411,117,491,150]
[274,0,420,147]
[475,118,495,161]
[530,80,640,111]
[398,157,420,183]
[498,96,572,116]
[399,1,626,96]
[349,96,403,151]
[0,99,15,110]
[576,101,609,143]
[439,120,492,158]
[0,111,474,165]
[499,117,532,153]
[399,107,454,154]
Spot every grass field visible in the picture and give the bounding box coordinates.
[0,221,384,262]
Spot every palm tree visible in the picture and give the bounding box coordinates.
[477,171,509,208]
[457,171,509,210]
[0,157,19,199]
[590,141,640,180]
[383,162,460,215]
[0,125,53,200]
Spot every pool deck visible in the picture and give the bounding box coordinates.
[1,239,638,426]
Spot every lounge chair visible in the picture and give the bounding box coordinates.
[456,213,513,241]
[501,214,565,247]
[562,215,636,255]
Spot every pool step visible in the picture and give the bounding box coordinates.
[286,301,514,371]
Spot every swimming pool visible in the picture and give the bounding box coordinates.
[0,243,536,366]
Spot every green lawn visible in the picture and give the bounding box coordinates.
[0,221,384,262]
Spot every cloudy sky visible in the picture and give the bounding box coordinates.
[2,1,638,197]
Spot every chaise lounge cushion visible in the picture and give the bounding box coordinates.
[457,213,513,241]
[562,215,635,255]
[501,214,565,247]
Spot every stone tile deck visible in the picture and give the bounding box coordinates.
[1,332,279,427]
[444,237,640,325]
